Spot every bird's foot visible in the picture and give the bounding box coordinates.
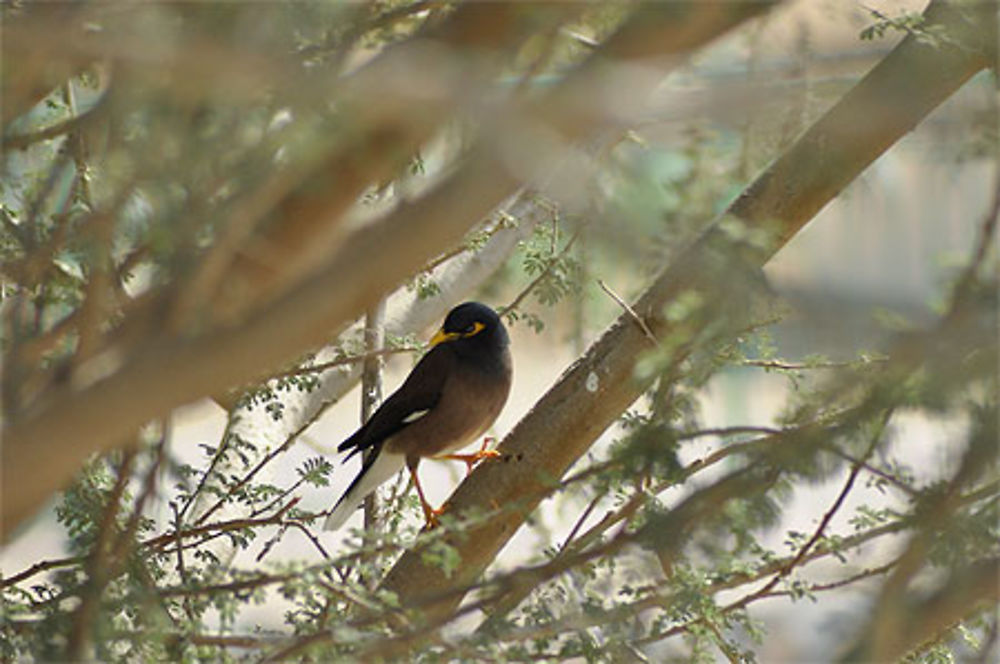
[467,448,501,470]
[422,503,445,530]
[436,438,500,476]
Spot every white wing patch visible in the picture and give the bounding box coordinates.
[402,409,430,424]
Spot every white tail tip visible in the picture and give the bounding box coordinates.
[323,451,405,531]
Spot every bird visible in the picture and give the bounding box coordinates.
[323,301,512,531]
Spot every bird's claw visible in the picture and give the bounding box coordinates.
[422,504,445,530]
[465,449,500,473]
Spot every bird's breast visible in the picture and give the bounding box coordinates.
[384,359,511,458]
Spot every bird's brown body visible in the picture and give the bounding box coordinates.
[385,349,511,461]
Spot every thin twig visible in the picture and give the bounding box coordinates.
[822,443,919,497]
[675,425,783,440]
[270,345,420,381]
[0,555,87,589]
[152,498,305,555]
[949,170,1000,312]
[724,409,893,610]
[193,408,327,526]
[597,279,658,346]
[499,227,582,317]
[177,416,238,523]
[288,521,332,560]
[557,489,605,555]
[635,558,900,648]
[742,357,888,371]
[420,213,513,275]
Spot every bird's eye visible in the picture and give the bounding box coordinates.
[463,324,476,334]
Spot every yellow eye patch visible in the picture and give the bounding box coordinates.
[464,321,485,337]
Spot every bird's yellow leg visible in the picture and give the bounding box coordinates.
[407,464,444,529]
[435,437,499,475]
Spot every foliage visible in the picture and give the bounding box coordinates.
[2,1,997,663]
[860,7,929,42]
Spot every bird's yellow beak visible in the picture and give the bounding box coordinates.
[430,321,485,346]
[430,328,460,347]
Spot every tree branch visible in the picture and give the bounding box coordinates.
[376,0,995,629]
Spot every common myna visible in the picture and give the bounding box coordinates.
[323,302,512,531]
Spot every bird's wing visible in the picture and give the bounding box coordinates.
[337,345,452,459]
[324,347,451,531]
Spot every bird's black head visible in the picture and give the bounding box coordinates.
[431,302,509,359]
